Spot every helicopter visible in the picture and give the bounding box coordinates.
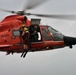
[0,0,76,58]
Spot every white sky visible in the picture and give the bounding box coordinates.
[0,0,76,75]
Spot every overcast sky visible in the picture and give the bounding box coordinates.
[0,0,76,75]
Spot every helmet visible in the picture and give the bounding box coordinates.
[34,25,38,29]
[22,25,25,27]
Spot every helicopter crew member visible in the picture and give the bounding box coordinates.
[21,26,32,48]
[29,25,38,42]
[20,25,31,58]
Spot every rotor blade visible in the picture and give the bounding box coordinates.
[0,8,17,14]
[23,0,48,11]
[25,13,76,20]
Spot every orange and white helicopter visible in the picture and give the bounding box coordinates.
[0,0,76,58]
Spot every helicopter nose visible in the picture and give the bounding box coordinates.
[64,36,76,48]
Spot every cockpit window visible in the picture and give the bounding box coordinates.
[48,26,59,33]
[42,27,51,41]
[48,26,64,41]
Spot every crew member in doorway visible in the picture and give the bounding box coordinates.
[29,25,38,42]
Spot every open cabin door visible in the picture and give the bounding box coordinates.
[30,25,42,43]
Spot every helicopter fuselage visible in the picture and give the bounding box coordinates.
[0,15,65,54]
[0,15,76,55]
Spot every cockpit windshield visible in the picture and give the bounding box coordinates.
[47,26,64,41]
[48,26,61,34]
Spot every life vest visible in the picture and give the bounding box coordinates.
[22,27,29,43]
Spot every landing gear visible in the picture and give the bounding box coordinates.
[69,45,73,49]
[6,51,14,55]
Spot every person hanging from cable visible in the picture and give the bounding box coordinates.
[19,16,32,58]
[20,25,29,58]
[20,24,32,58]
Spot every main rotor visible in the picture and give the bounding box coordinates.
[0,0,76,20]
